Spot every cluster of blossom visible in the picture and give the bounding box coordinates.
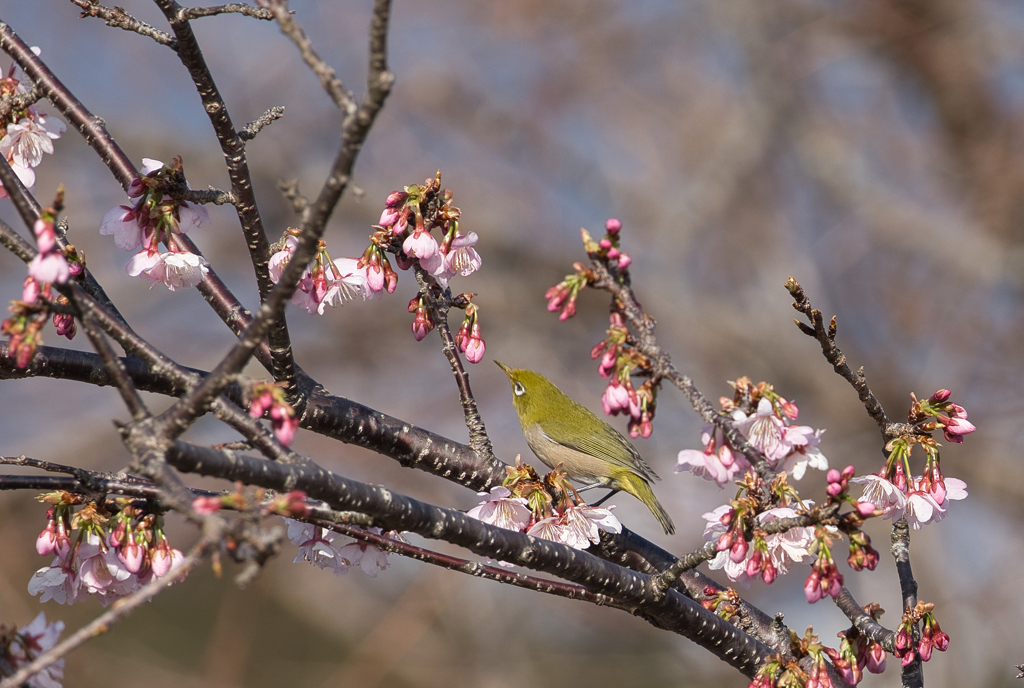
[0,612,65,688]
[702,503,815,588]
[377,177,482,288]
[748,630,841,688]
[545,220,653,435]
[376,174,485,358]
[852,390,970,530]
[28,496,185,606]
[454,302,485,363]
[466,461,622,552]
[893,601,949,668]
[0,49,66,198]
[676,380,828,487]
[248,381,299,446]
[268,232,377,315]
[284,519,402,578]
[99,158,211,290]
[545,218,630,321]
[825,618,887,685]
[2,207,83,368]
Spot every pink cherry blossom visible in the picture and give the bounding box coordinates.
[851,474,906,521]
[527,516,570,546]
[444,230,482,277]
[286,519,346,572]
[27,252,70,284]
[100,205,145,251]
[467,486,531,531]
[335,528,392,577]
[8,612,65,688]
[675,423,750,487]
[402,228,439,260]
[150,251,209,291]
[733,398,788,463]
[0,115,64,169]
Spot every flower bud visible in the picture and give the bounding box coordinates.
[605,218,622,234]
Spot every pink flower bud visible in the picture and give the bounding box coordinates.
[804,571,823,603]
[599,239,612,250]
[745,550,762,577]
[606,247,620,259]
[616,253,631,269]
[842,465,856,480]
[729,536,748,563]
[36,522,57,556]
[928,389,951,404]
[465,324,485,364]
[866,642,886,673]
[716,531,733,552]
[826,481,844,497]
[856,501,876,517]
[22,276,39,303]
[933,629,949,651]
[590,340,607,359]
[193,496,223,514]
[273,414,298,446]
[379,207,399,227]
[605,218,621,234]
[385,190,408,207]
[761,560,777,584]
[901,651,916,667]
[119,542,145,573]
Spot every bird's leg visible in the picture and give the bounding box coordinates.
[589,489,620,507]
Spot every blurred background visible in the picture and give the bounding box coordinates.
[1,0,1021,686]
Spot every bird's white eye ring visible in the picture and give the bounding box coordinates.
[513,382,525,396]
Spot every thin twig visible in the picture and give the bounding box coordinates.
[785,278,917,440]
[181,4,274,20]
[239,105,285,141]
[78,309,149,421]
[414,268,495,459]
[260,0,351,109]
[68,0,177,47]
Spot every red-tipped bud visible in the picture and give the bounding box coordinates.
[605,218,622,234]
[729,536,748,563]
[928,389,951,404]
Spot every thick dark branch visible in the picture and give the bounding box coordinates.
[833,588,896,651]
[891,518,923,688]
[165,440,775,677]
[319,519,631,611]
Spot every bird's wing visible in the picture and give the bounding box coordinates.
[543,414,661,482]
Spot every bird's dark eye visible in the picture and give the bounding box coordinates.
[513,382,525,396]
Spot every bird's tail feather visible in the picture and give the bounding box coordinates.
[617,471,675,535]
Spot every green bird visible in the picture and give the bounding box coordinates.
[496,361,675,535]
